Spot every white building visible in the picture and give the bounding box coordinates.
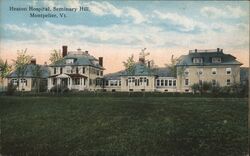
[48,46,105,91]
[7,59,48,92]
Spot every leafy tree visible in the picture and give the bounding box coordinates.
[202,81,212,93]
[12,49,32,91]
[123,54,136,75]
[49,49,62,64]
[32,65,43,93]
[166,55,177,77]
[191,83,200,94]
[0,58,12,91]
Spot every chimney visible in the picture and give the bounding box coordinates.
[148,61,151,68]
[217,48,220,52]
[85,51,88,54]
[99,57,103,67]
[30,58,36,65]
[62,45,68,57]
[195,49,197,53]
[220,49,223,53]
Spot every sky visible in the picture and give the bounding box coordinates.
[0,0,249,73]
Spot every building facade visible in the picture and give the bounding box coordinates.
[7,59,49,91]
[47,46,105,91]
[176,48,242,92]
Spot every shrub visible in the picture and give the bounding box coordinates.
[50,85,69,93]
[202,81,212,93]
[6,83,17,95]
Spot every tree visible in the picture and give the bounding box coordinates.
[0,58,12,91]
[123,54,136,75]
[12,49,32,91]
[31,65,43,93]
[49,49,62,64]
[166,55,177,77]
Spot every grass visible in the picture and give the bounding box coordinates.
[0,96,248,156]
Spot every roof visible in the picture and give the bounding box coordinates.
[121,62,157,76]
[7,64,49,78]
[104,66,175,80]
[104,70,124,80]
[176,50,242,66]
[50,51,104,69]
[154,67,175,77]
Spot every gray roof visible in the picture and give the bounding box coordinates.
[154,67,175,77]
[121,62,157,76]
[104,66,175,80]
[176,50,242,66]
[7,64,49,78]
[50,52,104,69]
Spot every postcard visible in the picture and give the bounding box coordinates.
[0,0,249,155]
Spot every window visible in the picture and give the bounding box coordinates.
[66,59,74,64]
[173,80,176,86]
[156,80,160,86]
[97,70,99,76]
[100,71,103,76]
[146,79,149,86]
[169,80,172,86]
[119,81,121,86]
[110,80,118,86]
[72,78,80,85]
[193,57,203,63]
[212,79,216,86]
[226,68,231,75]
[82,67,85,74]
[226,79,230,86]
[161,80,164,86]
[135,79,138,86]
[20,79,27,86]
[54,68,57,74]
[105,80,109,86]
[76,67,79,74]
[144,77,147,82]
[53,78,57,85]
[212,57,221,63]
[60,67,63,74]
[126,79,128,86]
[11,79,18,85]
[185,79,189,86]
[212,68,217,75]
[165,80,168,86]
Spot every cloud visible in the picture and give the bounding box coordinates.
[152,10,207,32]
[201,5,246,19]
[85,1,145,24]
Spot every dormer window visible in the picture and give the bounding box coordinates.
[193,57,203,64]
[212,57,221,63]
[66,59,74,64]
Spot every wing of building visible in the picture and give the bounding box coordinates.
[7,59,49,91]
[47,46,104,91]
[176,48,242,92]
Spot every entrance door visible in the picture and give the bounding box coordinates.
[61,78,68,87]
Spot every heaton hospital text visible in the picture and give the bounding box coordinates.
[9,6,78,12]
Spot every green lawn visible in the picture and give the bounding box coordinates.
[0,96,248,156]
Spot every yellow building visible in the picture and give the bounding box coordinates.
[176,48,242,92]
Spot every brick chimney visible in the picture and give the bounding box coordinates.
[217,48,220,52]
[30,58,36,65]
[99,57,103,67]
[148,61,151,68]
[62,45,68,57]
